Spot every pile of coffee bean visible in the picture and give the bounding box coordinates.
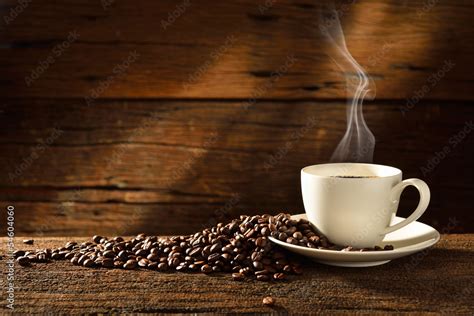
[14,213,393,281]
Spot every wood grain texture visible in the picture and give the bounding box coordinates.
[0,235,473,314]
[1,0,473,99]
[0,99,472,235]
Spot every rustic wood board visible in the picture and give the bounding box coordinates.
[1,0,473,99]
[0,99,472,235]
[0,235,472,314]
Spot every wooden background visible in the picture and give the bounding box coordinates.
[1,0,473,235]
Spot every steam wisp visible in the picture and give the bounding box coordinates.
[319,1,376,163]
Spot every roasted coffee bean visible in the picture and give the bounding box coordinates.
[70,256,79,265]
[262,296,275,306]
[293,232,303,240]
[13,250,25,258]
[12,213,393,281]
[23,239,34,245]
[51,252,62,260]
[157,262,168,271]
[65,241,77,250]
[207,253,220,262]
[232,272,245,281]
[16,256,30,266]
[176,264,187,272]
[201,264,212,274]
[36,253,47,262]
[138,258,150,268]
[103,250,115,258]
[114,260,124,268]
[255,237,267,248]
[123,259,137,270]
[83,259,95,268]
[253,261,263,270]
[256,274,270,281]
[102,258,114,268]
[273,272,286,280]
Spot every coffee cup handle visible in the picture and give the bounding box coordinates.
[383,178,431,235]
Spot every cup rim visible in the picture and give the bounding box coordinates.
[301,163,402,179]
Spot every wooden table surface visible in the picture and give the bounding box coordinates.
[1,235,473,314]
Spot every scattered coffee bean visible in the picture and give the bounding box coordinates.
[83,259,95,268]
[23,239,34,245]
[13,250,25,258]
[262,296,275,306]
[232,272,245,281]
[123,259,137,270]
[13,213,394,282]
[16,256,30,266]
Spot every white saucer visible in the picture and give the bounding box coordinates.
[269,214,440,267]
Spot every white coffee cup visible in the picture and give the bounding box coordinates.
[301,163,430,248]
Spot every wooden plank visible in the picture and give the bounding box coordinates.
[0,99,472,235]
[0,235,473,314]
[1,0,473,99]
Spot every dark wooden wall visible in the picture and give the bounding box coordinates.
[1,0,473,235]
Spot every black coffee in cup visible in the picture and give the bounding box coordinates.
[331,175,377,178]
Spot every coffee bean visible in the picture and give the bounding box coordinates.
[17,256,30,266]
[253,261,263,270]
[101,258,114,268]
[123,259,137,270]
[293,232,303,240]
[23,239,34,245]
[273,272,286,280]
[201,264,212,274]
[256,274,270,281]
[13,250,25,258]
[83,259,95,268]
[262,296,275,306]
[207,253,220,262]
[232,272,245,281]
[11,213,394,282]
[278,232,287,241]
[103,250,115,258]
[255,237,267,248]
